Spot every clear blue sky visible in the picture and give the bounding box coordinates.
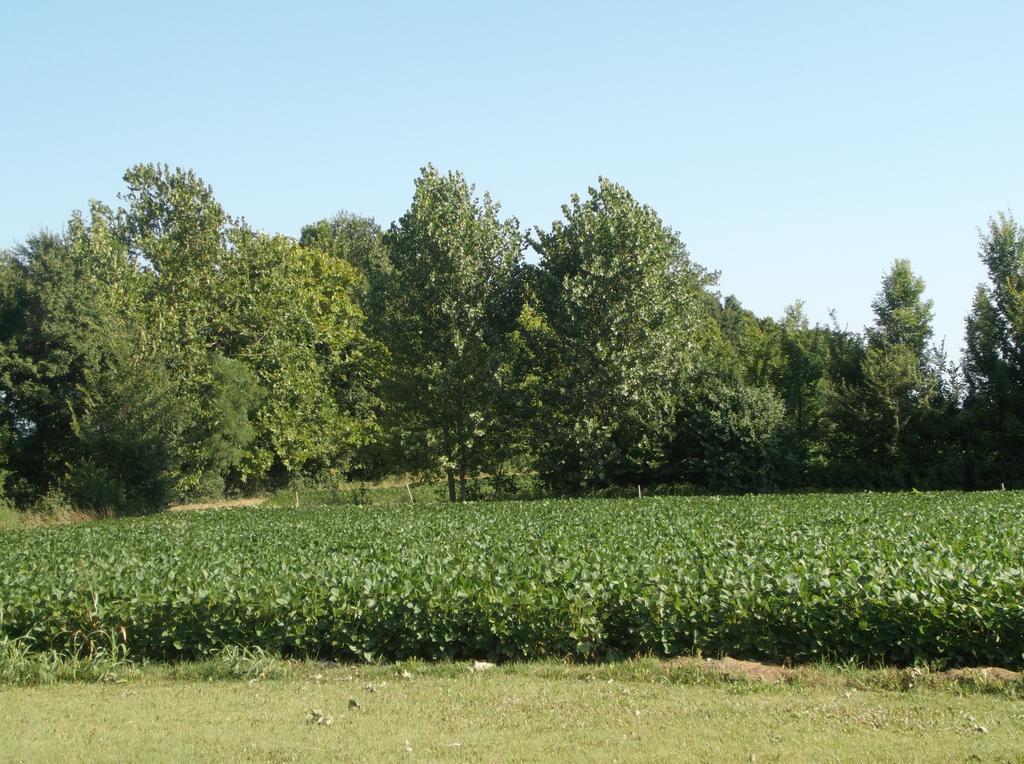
[3,1,1022,356]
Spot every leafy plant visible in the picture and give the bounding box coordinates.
[2,493,1022,669]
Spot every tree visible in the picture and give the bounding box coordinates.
[764,302,842,483]
[118,164,376,492]
[830,260,953,488]
[710,295,782,388]
[867,259,934,358]
[0,164,379,511]
[0,204,144,502]
[212,228,376,486]
[963,212,1024,487]
[529,178,715,489]
[116,164,256,497]
[0,417,11,513]
[65,330,190,513]
[671,376,787,492]
[299,212,385,286]
[368,166,525,501]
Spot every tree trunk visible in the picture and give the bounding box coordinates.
[446,469,456,503]
[459,462,467,503]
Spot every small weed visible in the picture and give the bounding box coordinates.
[0,503,20,531]
[0,633,136,686]
[170,645,289,682]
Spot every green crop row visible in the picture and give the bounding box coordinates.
[1,493,1022,668]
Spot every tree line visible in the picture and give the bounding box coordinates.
[1,164,1021,511]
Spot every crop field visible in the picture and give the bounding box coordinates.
[1,492,1022,668]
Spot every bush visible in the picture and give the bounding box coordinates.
[67,342,187,514]
[671,380,788,492]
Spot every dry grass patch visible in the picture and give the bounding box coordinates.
[167,497,265,512]
[15,506,112,528]
[694,656,797,683]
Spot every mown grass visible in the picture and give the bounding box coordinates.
[2,656,1022,762]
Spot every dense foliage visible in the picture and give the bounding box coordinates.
[529,179,714,488]
[1,163,1021,508]
[0,166,376,511]
[1,493,1021,668]
[963,213,1024,488]
[367,167,525,500]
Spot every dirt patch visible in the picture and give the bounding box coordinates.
[660,657,1021,688]
[704,657,797,683]
[934,667,1021,684]
[168,498,265,512]
[666,656,797,683]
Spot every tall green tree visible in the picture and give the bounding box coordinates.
[710,295,783,387]
[660,295,792,491]
[963,212,1024,486]
[64,329,191,512]
[530,178,715,489]
[0,204,145,503]
[1,164,379,511]
[116,164,258,497]
[118,164,376,492]
[213,228,376,486]
[671,375,788,492]
[766,302,844,483]
[0,197,254,512]
[369,166,525,501]
[867,259,934,358]
[830,260,954,488]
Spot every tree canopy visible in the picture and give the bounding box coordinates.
[0,164,1018,510]
[367,166,525,501]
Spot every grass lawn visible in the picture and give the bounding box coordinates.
[2,658,1022,762]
